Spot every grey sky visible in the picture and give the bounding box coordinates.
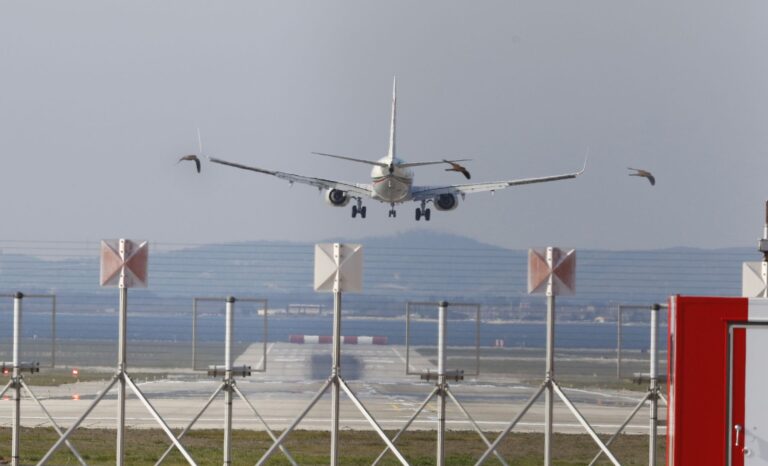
[1,1,767,250]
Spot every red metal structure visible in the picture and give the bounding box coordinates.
[668,296,768,466]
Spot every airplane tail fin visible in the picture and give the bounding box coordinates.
[387,76,397,161]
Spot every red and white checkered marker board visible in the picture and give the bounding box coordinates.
[527,247,576,296]
[100,239,149,288]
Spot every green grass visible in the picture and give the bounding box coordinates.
[0,428,664,465]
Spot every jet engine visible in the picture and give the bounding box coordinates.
[325,188,350,207]
[434,193,459,211]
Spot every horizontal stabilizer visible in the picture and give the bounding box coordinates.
[312,152,389,168]
[399,158,471,169]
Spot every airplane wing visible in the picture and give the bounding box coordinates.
[411,160,586,200]
[208,157,373,198]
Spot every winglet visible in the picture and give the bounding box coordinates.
[577,148,589,175]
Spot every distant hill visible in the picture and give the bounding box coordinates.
[327,230,497,250]
[0,233,760,319]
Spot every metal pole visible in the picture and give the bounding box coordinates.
[262,300,268,372]
[12,292,22,466]
[256,378,333,466]
[38,374,121,465]
[330,289,342,466]
[232,385,298,466]
[544,293,555,466]
[155,384,225,465]
[587,392,651,466]
[475,305,481,376]
[543,246,557,466]
[405,302,411,374]
[437,301,448,466]
[192,298,198,370]
[0,380,13,399]
[553,383,621,465]
[339,379,410,466]
[223,296,235,466]
[20,380,87,466]
[51,295,57,368]
[475,382,547,465]
[116,285,128,466]
[617,305,623,379]
[372,386,440,466]
[764,200,768,244]
[124,377,198,466]
[649,303,660,466]
[446,388,509,466]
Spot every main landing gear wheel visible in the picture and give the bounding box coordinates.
[415,208,432,221]
[351,205,367,219]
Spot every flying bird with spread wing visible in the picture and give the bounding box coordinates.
[177,128,205,173]
[443,160,471,180]
[177,154,201,173]
[628,167,655,185]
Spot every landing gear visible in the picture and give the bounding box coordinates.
[351,201,366,219]
[415,200,431,221]
[388,204,397,218]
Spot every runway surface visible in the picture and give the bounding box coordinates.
[0,343,665,435]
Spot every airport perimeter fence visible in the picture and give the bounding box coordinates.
[0,240,744,381]
[0,239,751,465]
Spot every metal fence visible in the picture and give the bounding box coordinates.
[0,239,753,464]
[0,239,744,371]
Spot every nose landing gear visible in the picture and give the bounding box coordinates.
[388,203,397,218]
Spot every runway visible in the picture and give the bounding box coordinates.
[0,343,664,435]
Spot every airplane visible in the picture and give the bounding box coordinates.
[206,78,587,221]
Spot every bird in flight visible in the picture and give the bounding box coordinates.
[628,167,655,186]
[178,154,201,173]
[443,160,471,180]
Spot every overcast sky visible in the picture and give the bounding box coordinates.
[1,1,767,250]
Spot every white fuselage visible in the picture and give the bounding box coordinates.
[370,156,414,203]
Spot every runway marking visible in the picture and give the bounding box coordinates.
[562,386,644,403]
[253,342,275,369]
[390,347,416,373]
